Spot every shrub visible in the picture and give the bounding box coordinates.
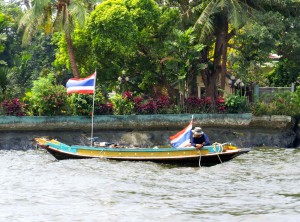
[95,103,113,115]
[138,98,157,114]
[185,96,213,113]
[156,95,172,114]
[215,97,226,113]
[225,94,250,113]
[68,93,93,116]
[251,101,270,116]
[185,96,200,113]
[24,74,68,116]
[1,98,26,116]
[251,91,300,116]
[110,92,134,115]
[133,96,143,114]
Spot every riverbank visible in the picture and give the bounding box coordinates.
[0,114,298,149]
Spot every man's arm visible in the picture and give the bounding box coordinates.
[203,134,211,146]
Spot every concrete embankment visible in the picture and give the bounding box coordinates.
[0,114,298,149]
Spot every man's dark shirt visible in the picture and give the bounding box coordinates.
[190,134,211,146]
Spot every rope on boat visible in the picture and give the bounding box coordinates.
[198,150,202,167]
[212,142,223,164]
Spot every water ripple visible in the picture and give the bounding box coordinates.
[0,147,299,222]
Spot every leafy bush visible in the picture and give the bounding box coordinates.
[95,90,113,115]
[68,94,93,116]
[154,95,172,114]
[225,94,250,113]
[137,98,158,114]
[110,92,135,115]
[215,97,226,113]
[251,101,270,116]
[24,74,68,116]
[1,98,26,116]
[185,96,214,113]
[95,103,113,115]
[251,91,300,116]
[68,90,113,116]
[133,96,143,113]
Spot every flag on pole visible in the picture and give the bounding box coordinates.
[169,119,193,148]
[66,72,96,94]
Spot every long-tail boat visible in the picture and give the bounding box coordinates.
[34,138,250,167]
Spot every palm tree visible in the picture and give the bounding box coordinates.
[19,0,94,78]
[193,0,290,99]
[164,27,204,108]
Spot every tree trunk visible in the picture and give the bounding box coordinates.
[205,69,218,99]
[188,68,198,97]
[200,46,218,99]
[212,13,228,98]
[65,33,80,78]
[201,16,228,101]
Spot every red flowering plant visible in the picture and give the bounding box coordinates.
[133,94,167,114]
[95,103,113,115]
[203,96,213,113]
[185,96,217,113]
[139,98,157,114]
[133,96,143,114]
[24,74,68,116]
[215,97,226,113]
[156,95,172,114]
[41,87,68,115]
[109,91,134,115]
[185,96,202,113]
[1,98,26,116]
[122,91,133,101]
[92,91,114,115]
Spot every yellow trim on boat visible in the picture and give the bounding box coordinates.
[77,148,209,158]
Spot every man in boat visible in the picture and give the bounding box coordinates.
[190,127,211,149]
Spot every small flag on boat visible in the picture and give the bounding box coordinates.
[66,72,96,94]
[169,119,193,148]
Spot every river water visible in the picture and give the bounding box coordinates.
[0,147,299,222]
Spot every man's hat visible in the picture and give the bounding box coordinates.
[192,127,204,135]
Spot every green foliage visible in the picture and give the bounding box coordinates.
[267,15,300,87]
[225,94,250,113]
[57,0,180,94]
[109,93,135,115]
[1,98,25,116]
[68,94,93,116]
[251,91,300,117]
[2,0,300,116]
[0,67,9,101]
[67,90,109,116]
[0,11,13,66]
[267,59,300,87]
[23,74,68,116]
[165,27,205,81]
[250,102,270,116]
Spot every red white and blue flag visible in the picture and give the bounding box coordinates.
[66,72,96,94]
[169,119,193,148]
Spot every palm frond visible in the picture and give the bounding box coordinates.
[194,0,219,41]
[69,0,87,27]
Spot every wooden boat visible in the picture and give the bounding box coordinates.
[34,138,250,167]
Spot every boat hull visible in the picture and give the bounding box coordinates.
[41,142,250,167]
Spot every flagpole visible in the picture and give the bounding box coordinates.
[91,70,97,147]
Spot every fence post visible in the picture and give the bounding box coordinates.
[291,83,295,92]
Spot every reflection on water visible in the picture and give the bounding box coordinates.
[0,147,299,222]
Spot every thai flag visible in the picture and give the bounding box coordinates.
[169,120,193,148]
[66,72,96,94]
